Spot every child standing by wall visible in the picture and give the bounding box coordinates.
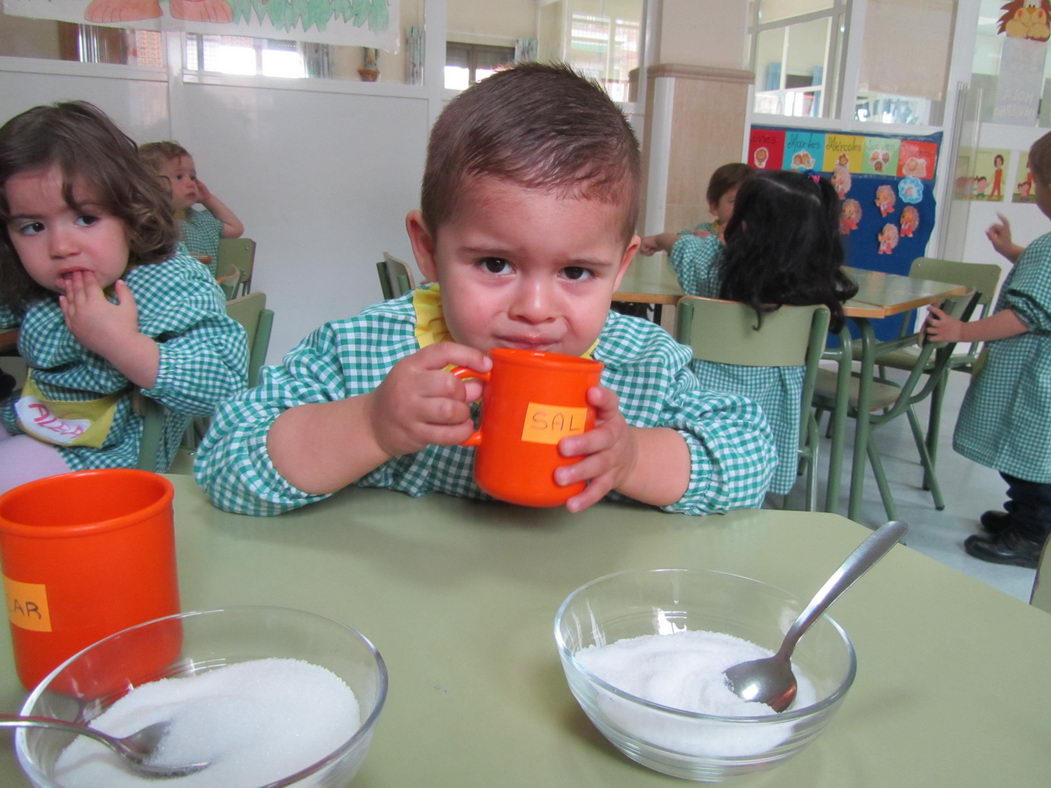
[636,171,857,497]
[0,101,248,492]
[925,132,1051,569]
[194,63,776,517]
[139,140,244,275]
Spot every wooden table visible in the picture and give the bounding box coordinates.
[2,479,1049,786]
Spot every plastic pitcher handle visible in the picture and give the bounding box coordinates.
[449,365,489,447]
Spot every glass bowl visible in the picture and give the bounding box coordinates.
[554,568,856,782]
[16,606,388,787]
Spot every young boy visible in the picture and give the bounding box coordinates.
[193,63,776,516]
[139,141,244,275]
[925,131,1051,569]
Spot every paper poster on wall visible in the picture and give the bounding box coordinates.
[5,0,398,50]
[969,149,1011,201]
[822,134,865,172]
[748,128,785,170]
[782,131,825,170]
[862,137,900,175]
[1013,152,1037,202]
[898,139,938,179]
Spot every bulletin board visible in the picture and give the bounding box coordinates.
[749,126,942,339]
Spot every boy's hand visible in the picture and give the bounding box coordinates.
[366,342,490,459]
[59,271,140,356]
[638,235,662,256]
[924,304,963,343]
[554,385,638,513]
[986,212,1023,261]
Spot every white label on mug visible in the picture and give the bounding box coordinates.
[521,403,588,445]
[4,576,52,632]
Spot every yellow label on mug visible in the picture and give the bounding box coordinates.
[4,576,52,632]
[521,403,589,445]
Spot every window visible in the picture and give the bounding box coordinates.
[445,42,515,90]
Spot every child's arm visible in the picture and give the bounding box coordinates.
[925,304,1028,343]
[196,179,244,238]
[986,213,1025,263]
[267,342,489,494]
[59,271,160,389]
[639,232,679,256]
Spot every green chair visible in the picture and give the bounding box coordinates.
[137,292,274,472]
[217,237,257,298]
[1031,539,1051,614]
[813,291,977,522]
[375,252,415,300]
[860,257,1002,488]
[675,296,830,511]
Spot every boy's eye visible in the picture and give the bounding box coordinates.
[562,266,592,281]
[75,215,99,227]
[15,221,45,236]
[480,257,510,274]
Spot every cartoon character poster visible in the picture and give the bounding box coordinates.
[1013,152,1037,202]
[823,134,865,172]
[898,139,938,179]
[970,148,1011,201]
[862,136,900,175]
[748,128,785,171]
[998,0,1051,41]
[782,131,825,171]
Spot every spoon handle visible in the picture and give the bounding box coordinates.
[776,520,908,661]
[0,714,116,749]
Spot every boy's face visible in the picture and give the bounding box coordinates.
[157,155,198,210]
[407,176,639,357]
[709,185,740,227]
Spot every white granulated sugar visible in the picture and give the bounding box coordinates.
[53,658,360,787]
[576,630,817,758]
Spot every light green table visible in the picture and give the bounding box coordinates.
[3,479,1050,786]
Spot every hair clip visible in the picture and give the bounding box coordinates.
[803,169,821,184]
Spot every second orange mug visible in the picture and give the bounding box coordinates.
[453,348,604,507]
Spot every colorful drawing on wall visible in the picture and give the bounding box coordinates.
[840,199,862,235]
[748,128,785,170]
[783,131,825,171]
[832,165,853,198]
[1013,152,1037,202]
[898,176,923,204]
[997,0,1051,41]
[877,223,900,255]
[898,139,938,179]
[971,148,1011,200]
[5,0,397,49]
[875,184,897,216]
[862,136,900,175]
[823,134,865,172]
[900,205,920,238]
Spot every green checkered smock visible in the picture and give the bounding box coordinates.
[669,233,804,495]
[954,232,1051,483]
[180,208,222,274]
[0,252,248,472]
[193,289,776,516]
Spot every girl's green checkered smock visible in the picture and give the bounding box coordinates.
[669,233,804,495]
[180,207,223,274]
[193,290,776,516]
[954,232,1051,482]
[0,252,248,472]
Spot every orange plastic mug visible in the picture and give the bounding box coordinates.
[0,469,181,689]
[453,348,604,507]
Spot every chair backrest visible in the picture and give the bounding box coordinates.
[675,296,830,452]
[215,259,240,300]
[376,252,415,300]
[217,237,257,297]
[909,257,1002,366]
[226,291,274,388]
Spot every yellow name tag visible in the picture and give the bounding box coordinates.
[521,403,589,445]
[4,576,52,632]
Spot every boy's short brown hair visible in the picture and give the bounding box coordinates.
[706,163,753,206]
[421,62,641,242]
[1029,130,1051,186]
[139,140,191,176]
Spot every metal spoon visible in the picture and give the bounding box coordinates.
[724,519,908,712]
[0,714,209,778]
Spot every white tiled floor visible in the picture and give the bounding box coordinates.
[786,367,1038,603]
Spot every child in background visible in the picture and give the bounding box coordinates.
[194,63,776,517]
[0,101,248,492]
[639,162,751,252]
[139,140,244,275]
[925,131,1051,569]
[637,171,857,498]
